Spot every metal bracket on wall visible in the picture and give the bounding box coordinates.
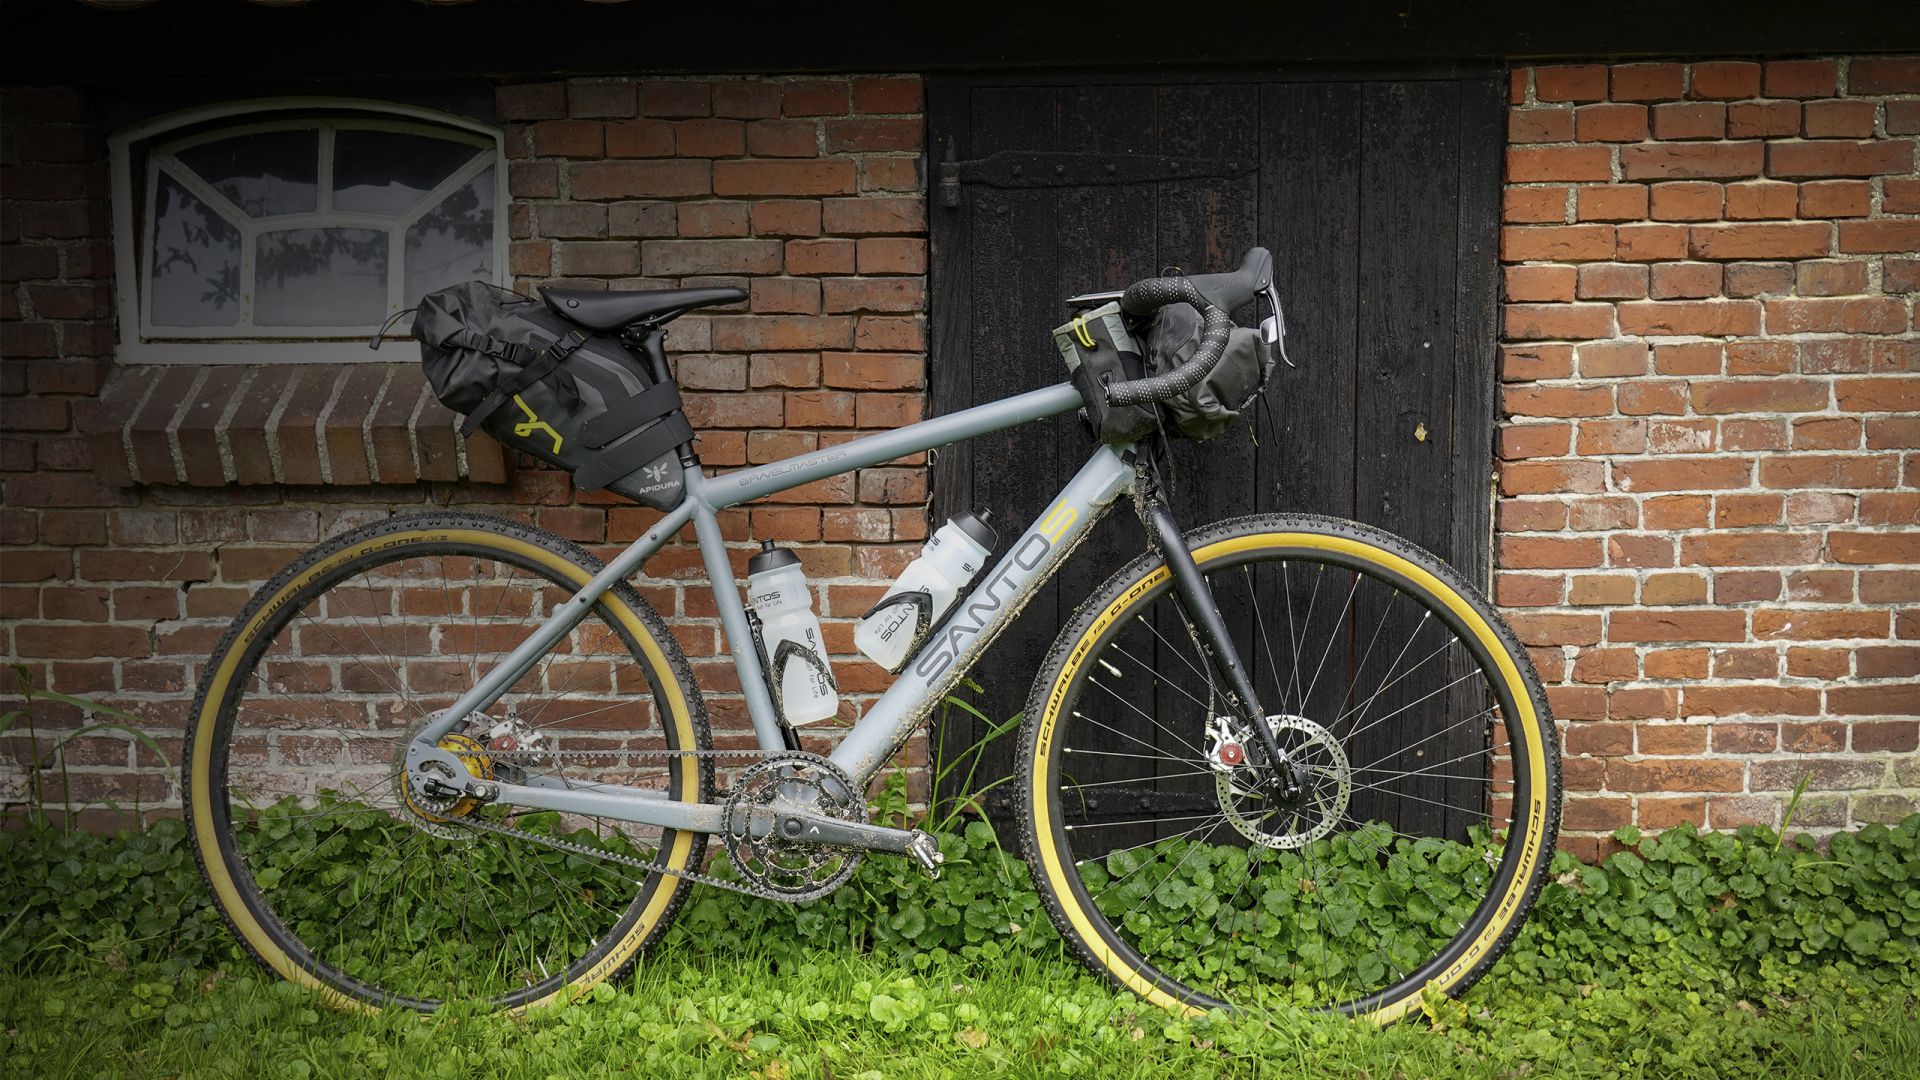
[937,139,1255,207]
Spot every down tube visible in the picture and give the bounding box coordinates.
[829,444,1134,787]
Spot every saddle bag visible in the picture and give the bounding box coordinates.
[1053,302,1159,445]
[1142,302,1275,442]
[412,282,689,509]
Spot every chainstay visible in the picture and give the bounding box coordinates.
[444,745,844,903]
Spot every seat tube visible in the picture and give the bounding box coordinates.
[687,476,791,752]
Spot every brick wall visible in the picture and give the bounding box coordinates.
[1499,57,1920,858]
[0,76,930,825]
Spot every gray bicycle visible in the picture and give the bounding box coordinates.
[185,248,1559,1023]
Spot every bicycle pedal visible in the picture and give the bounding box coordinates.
[905,830,944,880]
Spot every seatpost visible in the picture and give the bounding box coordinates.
[1136,492,1300,797]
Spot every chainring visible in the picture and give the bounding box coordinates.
[1215,714,1351,850]
[721,751,866,901]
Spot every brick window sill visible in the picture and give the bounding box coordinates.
[84,363,506,487]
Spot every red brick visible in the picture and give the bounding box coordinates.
[1575,262,1646,300]
[1838,220,1920,255]
[1575,418,1646,454]
[1503,304,1614,340]
[1575,103,1648,142]
[748,277,821,314]
[750,201,822,237]
[1688,223,1830,260]
[1801,99,1874,138]
[1610,759,1745,792]
[1650,103,1725,140]
[822,277,925,314]
[1616,299,1761,336]
[1611,63,1685,101]
[1507,146,1613,183]
[1885,179,1920,214]
[822,352,923,390]
[1722,261,1794,297]
[1614,456,1752,492]
[643,81,712,118]
[498,82,566,120]
[1643,495,1711,530]
[1689,61,1761,100]
[1831,531,1920,564]
[1649,181,1722,221]
[1504,187,1570,224]
[1614,223,1689,261]
[604,119,675,157]
[531,119,603,157]
[748,353,820,388]
[673,118,745,157]
[1616,380,1689,416]
[566,79,635,119]
[746,119,819,158]
[1727,101,1801,138]
[713,81,784,120]
[1502,384,1614,418]
[1578,340,1648,376]
[784,81,849,117]
[1692,378,1828,414]
[1509,107,1573,143]
[1849,57,1920,94]
[1795,259,1869,296]
[1619,142,1763,179]
[1648,262,1722,300]
[569,160,709,199]
[1498,535,1603,569]
[1767,141,1914,179]
[711,316,854,352]
[852,77,922,115]
[1829,684,1920,717]
[1501,225,1615,262]
[1766,297,1906,335]
[823,118,922,153]
[1652,342,1722,375]
[786,238,856,275]
[1891,100,1920,136]
[1763,60,1838,98]
[1507,264,1577,302]
[1723,181,1798,220]
[1798,180,1869,218]
[1574,185,1648,222]
[713,160,856,196]
[1535,65,1609,102]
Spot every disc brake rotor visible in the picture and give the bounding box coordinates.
[1213,714,1351,850]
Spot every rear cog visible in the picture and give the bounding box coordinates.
[396,723,494,839]
[721,752,865,901]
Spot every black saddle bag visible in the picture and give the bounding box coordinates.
[1143,302,1275,442]
[412,282,690,509]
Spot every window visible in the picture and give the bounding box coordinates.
[111,99,506,362]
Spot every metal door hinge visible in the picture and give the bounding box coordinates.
[938,139,1254,208]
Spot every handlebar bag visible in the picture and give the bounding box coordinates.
[412,281,689,509]
[1143,302,1276,441]
[1053,302,1159,445]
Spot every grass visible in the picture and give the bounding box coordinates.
[3,936,1917,1079]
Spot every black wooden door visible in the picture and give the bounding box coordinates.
[927,70,1504,829]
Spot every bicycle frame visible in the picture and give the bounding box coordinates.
[412,380,1136,835]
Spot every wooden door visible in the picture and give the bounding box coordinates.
[926,69,1504,834]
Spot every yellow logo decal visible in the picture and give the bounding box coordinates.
[1039,502,1077,542]
[1071,315,1097,349]
[511,394,563,454]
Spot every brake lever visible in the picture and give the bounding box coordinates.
[1259,282,1293,368]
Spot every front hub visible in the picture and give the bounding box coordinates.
[1208,714,1351,850]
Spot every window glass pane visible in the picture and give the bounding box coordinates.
[254,228,389,327]
[149,172,242,327]
[334,130,482,215]
[175,129,318,218]
[405,166,495,305]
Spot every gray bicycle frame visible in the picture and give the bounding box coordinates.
[413,381,1134,835]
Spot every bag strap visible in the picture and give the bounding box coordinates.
[571,412,695,491]
[579,381,685,448]
[456,329,589,438]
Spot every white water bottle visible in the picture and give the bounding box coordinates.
[855,510,998,672]
[746,541,839,725]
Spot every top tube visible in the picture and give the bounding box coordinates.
[707,382,1084,510]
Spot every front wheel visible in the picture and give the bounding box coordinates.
[1018,513,1559,1021]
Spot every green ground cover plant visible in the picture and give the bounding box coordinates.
[1,800,1916,1079]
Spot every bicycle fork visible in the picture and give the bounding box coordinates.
[1135,491,1306,800]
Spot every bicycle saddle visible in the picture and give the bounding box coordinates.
[541,285,746,331]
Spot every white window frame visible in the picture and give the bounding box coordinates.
[110,97,508,364]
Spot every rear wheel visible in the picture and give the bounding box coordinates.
[184,512,711,1013]
[1019,513,1559,1021]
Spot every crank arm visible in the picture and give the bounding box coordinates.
[746,804,942,870]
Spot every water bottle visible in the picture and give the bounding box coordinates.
[746,541,839,726]
[854,510,998,672]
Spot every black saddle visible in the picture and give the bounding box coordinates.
[541,285,746,332]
